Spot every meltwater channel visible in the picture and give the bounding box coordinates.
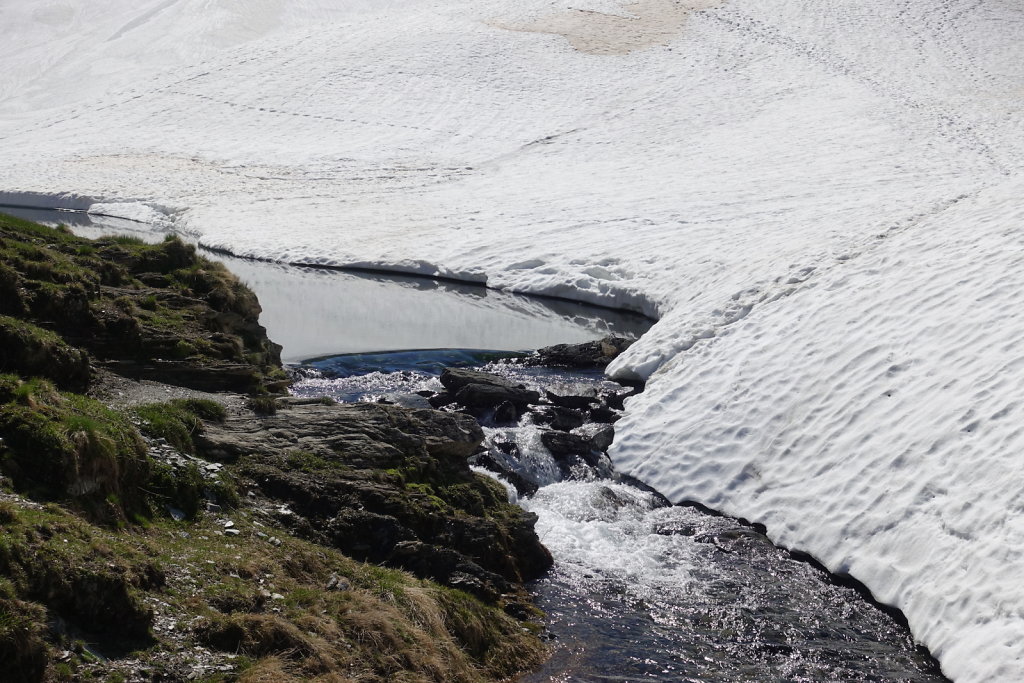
[10,206,946,681]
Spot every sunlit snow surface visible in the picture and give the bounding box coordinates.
[2,0,1024,679]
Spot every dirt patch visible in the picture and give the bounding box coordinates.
[497,0,721,55]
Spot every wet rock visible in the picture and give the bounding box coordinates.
[391,393,433,410]
[603,385,642,410]
[540,430,594,462]
[493,400,519,425]
[545,390,599,410]
[427,391,456,408]
[574,423,615,452]
[473,451,539,497]
[532,336,635,368]
[455,383,540,412]
[694,528,774,551]
[588,405,621,424]
[440,368,519,393]
[493,440,519,456]
[532,405,585,432]
[439,368,541,413]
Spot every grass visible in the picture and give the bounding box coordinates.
[0,315,91,391]
[0,485,545,682]
[245,396,279,416]
[133,398,226,454]
[0,212,546,681]
[0,375,150,523]
[0,212,286,394]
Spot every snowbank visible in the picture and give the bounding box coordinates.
[2,0,1023,679]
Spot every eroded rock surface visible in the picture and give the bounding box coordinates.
[196,401,553,603]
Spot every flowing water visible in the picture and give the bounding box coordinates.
[5,205,946,681]
[292,355,946,683]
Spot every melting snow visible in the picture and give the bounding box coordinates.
[2,0,1024,679]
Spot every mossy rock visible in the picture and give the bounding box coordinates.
[0,376,149,522]
[0,212,285,394]
[0,316,90,391]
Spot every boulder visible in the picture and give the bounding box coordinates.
[532,336,635,368]
[440,368,519,393]
[588,405,621,424]
[540,430,592,459]
[472,451,539,497]
[545,390,599,410]
[454,383,540,412]
[493,400,519,425]
[574,423,615,452]
[532,405,585,432]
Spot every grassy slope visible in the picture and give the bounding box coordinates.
[0,214,545,682]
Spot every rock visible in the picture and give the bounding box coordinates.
[532,406,585,432]
[439,368,519,393]
[196,400,552,592]
[454,383,540,412]
[588,405,621,424]
[325,573,351,591]
[540,430,592,459]
[427,391,456,408]
[573,423,615,452]
[197,402,483,466]
[604,386,641,411]
[439,368,540,413]
[532,336,635,368]
[492,400,519,425]
[391,393,433,410]
[493,440,519,456]
[326,510,417,564]
[472,451,539,497]
[389,541,510,602]
[545,391,599,410]
[540,430,603,471]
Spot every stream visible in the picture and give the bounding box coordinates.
[5,205,948,682]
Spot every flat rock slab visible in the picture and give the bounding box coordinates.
[197,401,483,467]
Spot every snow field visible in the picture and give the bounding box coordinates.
[2,0,1024,679]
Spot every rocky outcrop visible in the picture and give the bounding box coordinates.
[195,401,553,604]
[0,214,285,393]
[0,213,551,683]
